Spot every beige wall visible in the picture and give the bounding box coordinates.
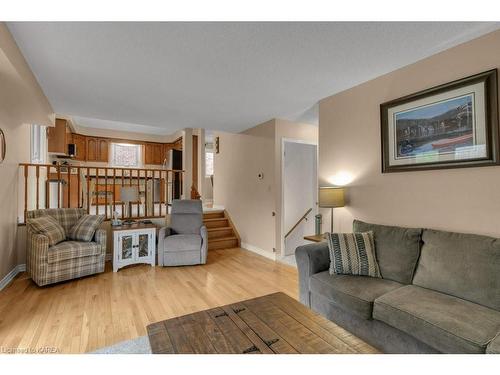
[319,29,500,237]
[217,119,317,257]
[0,23,53,281]
[213,131,276,255]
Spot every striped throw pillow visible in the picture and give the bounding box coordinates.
[326,231,381,278]
[28,215,66,246]
[68,215,105,242]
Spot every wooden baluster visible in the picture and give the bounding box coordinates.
[137,169,140,218]
[77,166,81,208]
[113,168,116,220]
[35,165,40,210]
[104,168,108,219]
[159,170,162,217]
[121,169,125,219]
[46,166,50,209]
[86,167,90,214]
[57,166,61,208]
[144,169,148,217]
[96,168,99,215]
[67,165,71,208]
[24,165,28,222]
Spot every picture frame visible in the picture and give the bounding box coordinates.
[380,69,499,173]
[0,128,5,164]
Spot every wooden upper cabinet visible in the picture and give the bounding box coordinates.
[144,143,154,165]
[48,118,71,154]
[153,143,163,164]
[86,137,98,162]
[98,139,109,162]
[72,134,86,161]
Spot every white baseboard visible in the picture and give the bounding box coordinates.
[241,242,276,261]
[0,264,26,291]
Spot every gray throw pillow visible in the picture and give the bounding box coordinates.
[326,231,381,278]
[68,215,105,242]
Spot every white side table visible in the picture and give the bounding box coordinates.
[112,223,157,272]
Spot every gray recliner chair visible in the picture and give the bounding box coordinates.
[158,199,208,266]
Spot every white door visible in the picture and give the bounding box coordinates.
[283,141,317,256]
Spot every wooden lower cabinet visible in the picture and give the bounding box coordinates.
[49,173,80,208]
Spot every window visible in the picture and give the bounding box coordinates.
[110,143,142,167]
[205,149,214,176]
[30,124,47,164]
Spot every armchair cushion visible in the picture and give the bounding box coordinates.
[48,241,102,264]
[164,234,202,252]
[28,215,66,246]
[68,215,105,242]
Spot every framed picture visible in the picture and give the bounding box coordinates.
[380,69,499,173]
[0,128,5,164]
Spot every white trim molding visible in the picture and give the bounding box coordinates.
[241,242,277,261]
[0,264,26,291]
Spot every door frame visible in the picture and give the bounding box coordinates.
[280,137,318,258]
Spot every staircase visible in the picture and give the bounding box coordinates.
[203,210,240,250]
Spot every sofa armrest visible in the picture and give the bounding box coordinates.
[487,331,500,354]
[157,227,172,266]
[200,225,208,264]
[295,242,330,307]
[94,228,107,254]
[26,231,49,280]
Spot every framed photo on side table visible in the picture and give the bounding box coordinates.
[380,69,499,173]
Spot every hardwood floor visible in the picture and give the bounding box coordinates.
[0,248,298,353]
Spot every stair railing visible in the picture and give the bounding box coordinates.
[284,208,313,239]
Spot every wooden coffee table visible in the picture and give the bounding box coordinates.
[147,292,378,354]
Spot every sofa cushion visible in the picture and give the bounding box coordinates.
[28,215,66,246]
[309,271,403,320]
[326,232,381,278]
[48,241,101,263]
[487,332,500,354]
[164,234,201,252]
[413,229,500,311]
[353,220,422,284]
[373,285,500,353]
[68,214,105,242]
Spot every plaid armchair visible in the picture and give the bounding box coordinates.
[26,208,106,286]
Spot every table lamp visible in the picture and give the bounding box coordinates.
[120,186,138,224]
[319,187,345,233]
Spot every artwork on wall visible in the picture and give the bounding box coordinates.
[0,128,5,163]
[380,69,499,172]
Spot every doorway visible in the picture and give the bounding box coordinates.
[282,139,318,259]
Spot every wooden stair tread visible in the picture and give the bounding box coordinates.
[203,217,228,222]
[209,236,238,242]
[207,226,232,231]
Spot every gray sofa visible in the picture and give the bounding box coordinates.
[158,199,208,266]
[295,220,500,354]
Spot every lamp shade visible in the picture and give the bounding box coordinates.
[319,187,345,208]
[120,186,138,202]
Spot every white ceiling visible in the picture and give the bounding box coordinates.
[7,22,500,134]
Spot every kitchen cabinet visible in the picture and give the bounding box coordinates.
[87,137,109,162]
[72,134,87,161]
[48,118,71,154]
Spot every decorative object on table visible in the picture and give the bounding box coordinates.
[26,208,106,286]
[0,128,5,163]
[112,223,156,272]
[381,69,499,173]
[158,199,208,266]
[315,214,322,235]
[319,186,345,233]
[120,186,139,224]
[111,207,122,226]
[326,231,381,278]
